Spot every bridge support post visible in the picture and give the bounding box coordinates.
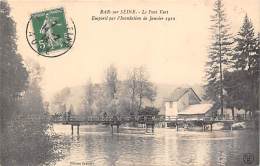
[111,125,114,133]
[210,123,213,132]
[176,123,179,131]
[117,124,119,133]
[71,125,74,135]
[77,124,80,135]
[152,124,154,133]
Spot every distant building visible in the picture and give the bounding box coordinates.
[163,87,247,120]
[163,88,213,119]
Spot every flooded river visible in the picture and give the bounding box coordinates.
[53,124,259,166]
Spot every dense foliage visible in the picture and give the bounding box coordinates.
[205,0,259,119]
[0,1,65,165]
[223,15,259,119]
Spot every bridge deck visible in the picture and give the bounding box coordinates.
[52,115,235,125]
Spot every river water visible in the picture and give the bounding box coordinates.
[53,124,259,166]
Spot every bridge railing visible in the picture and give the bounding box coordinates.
[67,115,160,123]
[165,116,177,121]
[56,115,233,123]
[66,115,136,122]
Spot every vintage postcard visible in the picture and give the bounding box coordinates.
[0,0,259,165]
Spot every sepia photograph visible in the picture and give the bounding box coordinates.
[0,0,259,165]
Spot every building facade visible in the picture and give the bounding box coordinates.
[164,88,212,119]
[163,87,247,120]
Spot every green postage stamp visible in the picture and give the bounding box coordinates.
[27,8,76,57]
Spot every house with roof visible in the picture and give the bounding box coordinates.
[163,87,213,119]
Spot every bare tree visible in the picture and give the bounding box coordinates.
[104,65,119,115]
[127,66,157,114]
[126,67,138,115]
[105,64,118,100]
[84,79,94,115]
[136,66,156,112]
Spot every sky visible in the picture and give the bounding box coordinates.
[8,0,260,100]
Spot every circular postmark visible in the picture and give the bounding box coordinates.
[243,153,254,165]
[26,8,76,58]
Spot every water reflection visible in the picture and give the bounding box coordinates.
[54,125,258,166]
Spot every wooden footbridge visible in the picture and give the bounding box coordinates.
[52,115,158,134]
[52,114,235,134]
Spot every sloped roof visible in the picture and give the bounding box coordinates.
[165,88,189,102]
[165,87,201,102]
[178,104,213,115]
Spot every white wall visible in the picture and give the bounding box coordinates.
[177,92,189,113]
[163,89,201,117]
[165,101,178,117]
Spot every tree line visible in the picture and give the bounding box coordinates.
[81,65,157,117]
[205,0,259,120]
[0,1,64,165]
[51,65,158,118]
